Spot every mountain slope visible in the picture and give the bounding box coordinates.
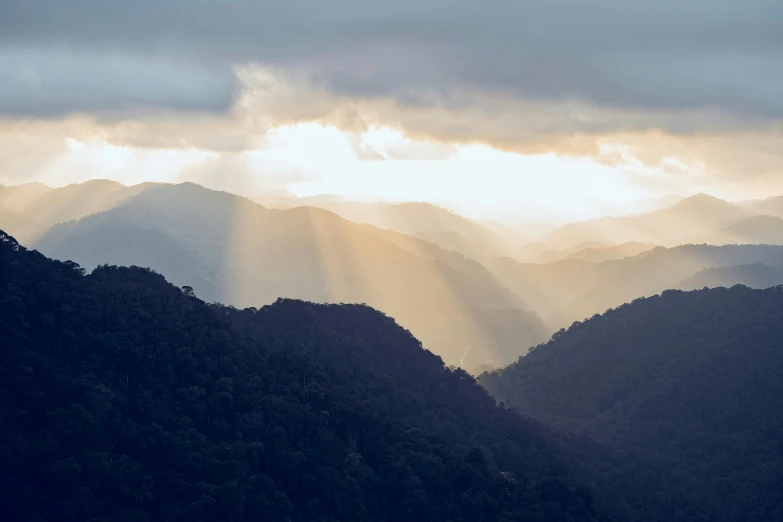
[0,179,138,243]
[704,215,783,245]
[26,182,549,367]
[540,194,749,249]
[268,198,515,262]
[551,244,783,327]
[480,286,783,522]
[676,263,783,291]
[565,242,656,263]
[0,229,616,521]
[529,241,609,264]
[491,244,783,327]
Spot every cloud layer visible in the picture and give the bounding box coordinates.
[2,1,781,124]
[1,0,781,187]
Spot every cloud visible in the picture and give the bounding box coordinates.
[1,0,781,126]
[1,0,782,187]
[0,47,236,117]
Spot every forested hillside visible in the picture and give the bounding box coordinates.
[480,286,783,521]
[0,229,609,521]
[3,182,549,368]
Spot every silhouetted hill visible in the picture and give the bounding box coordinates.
[540,194,749,249]
[0,229,616,521]
[480,286,783,521]
[676,263,783,291]
[491,244,783,327]
[25,182,548,367]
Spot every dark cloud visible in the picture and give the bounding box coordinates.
[0,47,236,117]
[0,0,781,137]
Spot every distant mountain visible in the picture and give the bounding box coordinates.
[480,286,783,521]
[564,242,656,263]
[22,182,549,367]
[267,198,515,262]
[0,231,609,522]
[491,244,783,327]
[741,194,783,217]
[528,241,609,264]
[0,179,136,243]
[515,242,554,261]
[540,194,749,250]
[676,263,783,291]
[477,219,532,245]
[552,244,783,327]
[490,257,609,321]
[704,215,783,245]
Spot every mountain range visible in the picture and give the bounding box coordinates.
[1,181,549,368]
[4,177,783,520]
[6,180,783,364]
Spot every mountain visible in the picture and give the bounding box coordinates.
[267,198,515,263]
[490,258,608,321]
[0,179,135,243]
[19,182,549,368]
[676,263,783,291]
[540,194,749,250]
[704,215,783,245]
[491,244,783,328]
[480,286,783,521]
[477,219,532,246]
[0,230,607,521]
[551,244,783,327]
[515,242,554,261]
[527,241,609,264]
[564,242,656,263]
[741,194,783,217]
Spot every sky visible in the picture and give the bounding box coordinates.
[1,0,781,223]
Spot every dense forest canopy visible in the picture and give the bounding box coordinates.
[0,229,614,521]
[480,286,783,521]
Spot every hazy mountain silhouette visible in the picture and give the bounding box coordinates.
[552,244,783,327]
[701,215,783,245]
[515,241,556,261]
[478,218,533,245]
[676,262,783,291]
[491,244,783,327]
[480,286,783,521]
[0,179,139,243]
[526,241,609,263]
[564,241,656,263]
[742,194,783,217]
[23,182,548,367]
[267,198,517,262]
[490,258,609,321]
[539,193,749,249]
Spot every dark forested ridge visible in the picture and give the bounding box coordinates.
[0,230,613,521]
[480,286,783,521]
